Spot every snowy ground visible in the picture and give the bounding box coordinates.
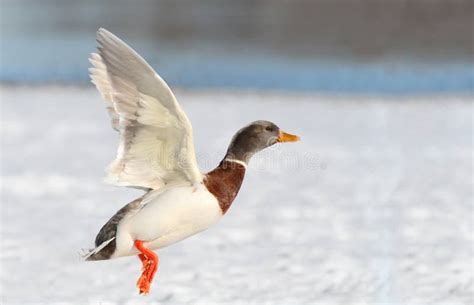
[1,86,472,305]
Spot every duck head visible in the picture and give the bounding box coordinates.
[224,120,300,164]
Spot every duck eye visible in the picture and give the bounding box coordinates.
[265,126,273,132]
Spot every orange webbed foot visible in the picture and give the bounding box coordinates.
[136,273,151,295]
[134,240,159,295]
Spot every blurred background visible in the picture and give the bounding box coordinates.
[1,0,473,93]
[1,1,473,305]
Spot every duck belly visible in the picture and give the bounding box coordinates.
[112,184,222,258]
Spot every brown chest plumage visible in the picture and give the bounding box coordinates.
[204,160,246,214]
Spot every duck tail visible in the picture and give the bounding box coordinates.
[81,237,116,261]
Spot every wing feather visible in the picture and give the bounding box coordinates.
[90,28,202,190]
[89,55,120,130]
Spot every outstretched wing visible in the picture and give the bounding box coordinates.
[89,28,202,190]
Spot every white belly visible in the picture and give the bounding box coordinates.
[112,183,222,258]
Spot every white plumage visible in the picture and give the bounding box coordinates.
[89,28,202,190]
[112,184,222,258]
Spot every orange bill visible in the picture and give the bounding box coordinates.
[277,130,300,142]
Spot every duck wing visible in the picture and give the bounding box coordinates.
[89,28,201,190]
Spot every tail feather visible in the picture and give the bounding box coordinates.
[82,237,116,261]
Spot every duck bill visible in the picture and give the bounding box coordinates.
[277,130,300,143]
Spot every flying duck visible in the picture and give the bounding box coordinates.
[84,28,300,295]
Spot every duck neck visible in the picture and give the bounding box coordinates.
[224,149,254,165]
[204,159,246,214]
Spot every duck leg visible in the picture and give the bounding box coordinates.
[134,240,159,295]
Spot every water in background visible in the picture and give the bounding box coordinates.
[1,0,473,94]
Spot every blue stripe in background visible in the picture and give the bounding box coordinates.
[2,0,473,95]
[1,36,473,95]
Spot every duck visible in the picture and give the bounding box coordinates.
[84,28,300,295]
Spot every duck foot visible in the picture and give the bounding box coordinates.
[134,240,159,295]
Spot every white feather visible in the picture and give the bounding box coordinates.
[111,183,222,258]
[90,28,202,190]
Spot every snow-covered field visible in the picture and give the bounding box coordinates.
[1,86,472,305]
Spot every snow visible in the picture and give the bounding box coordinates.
[1,86,472,304]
